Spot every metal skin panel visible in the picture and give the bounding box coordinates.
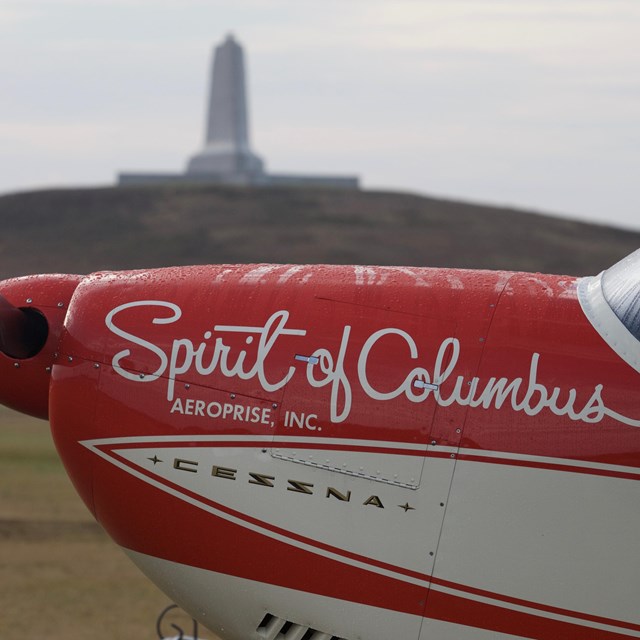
[17,262,636,640]
[83,439,453,577]
[431,459,640,632]
[424,273,640,639]
[271,296,447,488]
[125,549,525,640]
[457,274,640,460]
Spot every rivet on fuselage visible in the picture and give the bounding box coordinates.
[26,298,32,304]
[57,302,64,308]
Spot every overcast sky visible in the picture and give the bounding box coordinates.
[1,0,639,230]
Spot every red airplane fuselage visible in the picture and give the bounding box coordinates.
[1,262,639,640]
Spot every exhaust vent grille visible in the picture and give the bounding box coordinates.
[256,612,347,640]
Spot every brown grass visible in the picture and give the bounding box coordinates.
[0,407,219,639]
[0,185,638,279]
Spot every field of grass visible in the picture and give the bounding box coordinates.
[0,406,218,639]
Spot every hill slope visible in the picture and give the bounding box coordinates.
[0,185,637,278]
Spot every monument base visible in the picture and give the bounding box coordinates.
[186,147,265,177]
[117,171,359,190]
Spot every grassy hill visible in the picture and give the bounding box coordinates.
[0,184,638,278]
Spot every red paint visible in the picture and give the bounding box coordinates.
[0,274,81,418]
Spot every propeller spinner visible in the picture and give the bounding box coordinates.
[0,274,82,418]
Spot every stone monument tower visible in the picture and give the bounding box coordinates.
[186,34,264,182]
[117,34,358,189]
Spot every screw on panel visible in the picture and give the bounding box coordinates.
[456,428,461,434]
[440,502,445,507]
[57,302,64,308]
[184,383,190,390]
[230,393,236,399]
[94,363,100,369]
[26,298,32,304]
[450,453,456,458]
[45,367,51,373]
[67,356,73,362]
[139,373,145,379]
[261,449,267,453]
[272,403,277,409]
[431,440,437,446]
[13,362,19,369]
[429,552,434,556]
[479,337,485,342]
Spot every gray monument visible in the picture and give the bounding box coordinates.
[186,35,264,182]
[118,34,358,189]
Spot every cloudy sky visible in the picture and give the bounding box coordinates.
[1,0,639,230]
